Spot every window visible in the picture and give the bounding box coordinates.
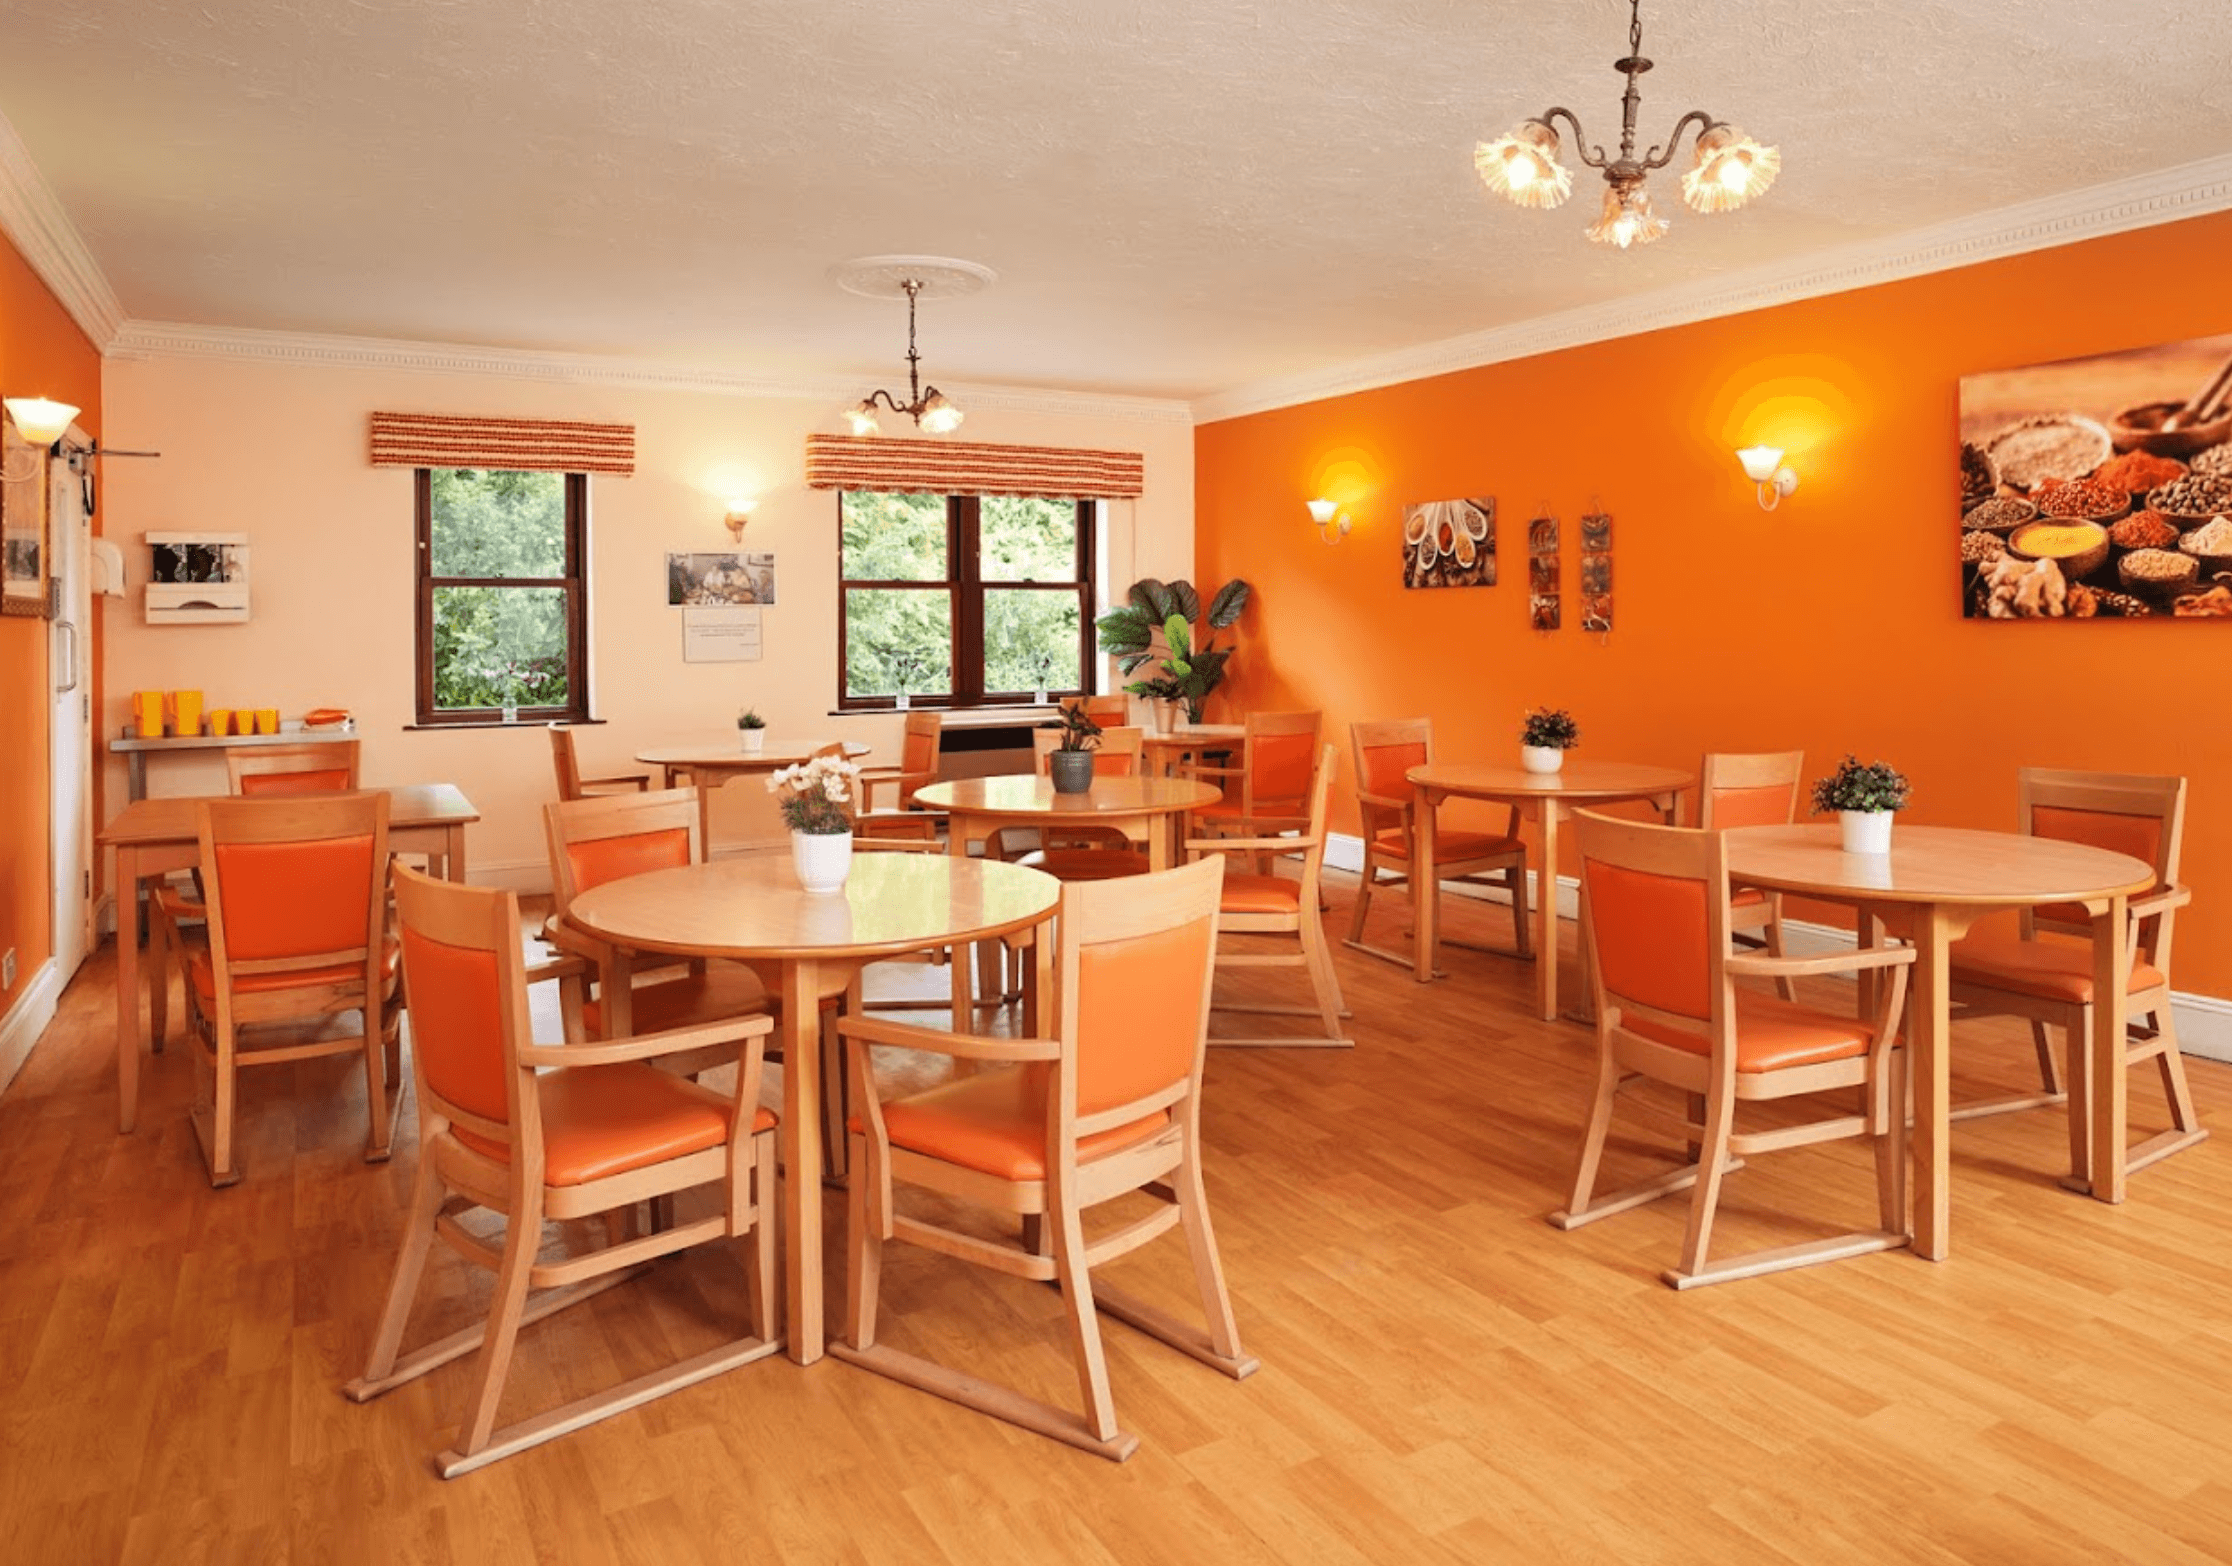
[414,468,589,725]
[838,492,1095,709]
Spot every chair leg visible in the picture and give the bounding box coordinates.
[2124,1004,2210,1177]
[748,1133,780,1346]
[1669,1089,1737,1284]
[148,911,170,1053]
[2065,1016,2092,1190]
[1549,1048,1623,1227]
[363,1011,394,1165]
[2031,1017,2064,1097]
[1300,913,1351,1032]
[820,1008,848,1182]
[1345,856,1377,947]
[1763,902,1796,1002]
[1048,1182,1121,1447]
[1173,1144,1244,1363]
[1875,1052,1909,1235]
[350,1147,447,1389]
[843,1131,881,1351]
[210,1021,239,1187]
[449,1187,544,1464]
[1507,863,1531,959]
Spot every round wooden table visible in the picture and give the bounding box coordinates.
[636,739,872,791]
[564,851,1061,1365]
[1725,822,2155,1261]
[1406,761,1693,1018]
[1139,723,1244,777]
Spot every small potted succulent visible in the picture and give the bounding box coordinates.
[737,706,767,754]
[1520,708,1579,774]
[1042,703,1103,794]
[766,751,862,892]
[1811,754,1911,855]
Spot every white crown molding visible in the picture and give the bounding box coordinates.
[106,319,1194,427]
[0,107,126,353]
[1195,151,2232,425]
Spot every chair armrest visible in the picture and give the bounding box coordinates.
[837,1012,1061,1062]
[581,772,650,793]
[1187,834,1309,854]
[519,1009,774,1069]
[2128,884,2193,918]
[522,951,589,985]
[1725,945,1917,979]
[1355,789,1412,814]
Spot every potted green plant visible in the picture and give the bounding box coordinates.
[1041,703,1103,794]
[1096,577,1251,730]
[737,706,767,754]
[766,752,861,892]
[1520,708,1579,774]
[1811,754,1911,854]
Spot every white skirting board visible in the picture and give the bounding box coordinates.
[1326,831,2232,1064]
[0,958,63,1097]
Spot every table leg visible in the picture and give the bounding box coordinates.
[115,844,143,1133]
[128,753,147,804]
[947,817,974,1034]
[1534,802,1561,1022]
[780,957,824,1364]
[445,824,467,883]
[1412,786,1440,983]
[2086,892,2131,1205]
[1147,812,1172,872]
[1910,908,1952,1260]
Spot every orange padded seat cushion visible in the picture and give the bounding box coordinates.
[453,1063,772,1186]
[1731,886,1771,909]
[190,938,398,1000]
[1370,827,1519,862]
[1622,991,1875,1074]
[858,1067,1167,1182]
[1019,846,1151,881]
[1219,874,1302,915]
[1949,930,2166,1006]
[581,963,774,1038]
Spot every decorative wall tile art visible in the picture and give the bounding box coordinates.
[1527,508,1561,630]
[1401,497,1495,588]
[1580,510,1613,632]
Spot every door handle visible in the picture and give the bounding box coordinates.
[56,621,78,693]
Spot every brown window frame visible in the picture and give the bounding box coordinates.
[836,494,1096,712]
[412,468,590,726]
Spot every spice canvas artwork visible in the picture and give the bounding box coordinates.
[1401,498,1495,588]
[1579,510,1613,632]
[1527,508,1561,631]
[1958,330,2232,619]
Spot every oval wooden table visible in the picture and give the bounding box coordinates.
[1407,761,1693,1019]
[636,739,872,791]
[1725,823,2155,1261]
[564,851,1061,1365]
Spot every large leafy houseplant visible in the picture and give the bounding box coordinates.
[1095,577,1252,724]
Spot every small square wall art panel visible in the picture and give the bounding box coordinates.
[1959,330,2232,621]
[1401,498,1495,589]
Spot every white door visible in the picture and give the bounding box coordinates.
[49,452,92,981]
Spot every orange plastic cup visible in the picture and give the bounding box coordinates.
[206,708,233,737]
[134,690,166,737]
[255,708,280,735]
[171,690,204,737]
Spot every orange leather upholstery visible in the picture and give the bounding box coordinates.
[1370,827,1520,862]
[190,939,398,1001]
[1621,991,1873,1073]
[2029,806,2164,925]
[237,769,354,796]
[565,827,692,895]
[1707,783,1794,831]
[211,834,378,961]
[1251,732,1314,809]
[1582,859,1713,1021]
[902,730,937,774]
[453,1063,774,1186]
[401,928,512,1126]
[1358,739,1428,801]
[1731,886,1770,909]
[1076,918,1213,1114]
[1019,846,1151,881]
[862,1068,1167,1181]
[581,963,773,1037]
[1949,930,2165,1005]
[1218,874,1302,915]
[1091,751,1137,778]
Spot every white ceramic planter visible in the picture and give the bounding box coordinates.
[1521,744,1566,775]
[791,830,852,894]
[739,729,765,754]
[1840,809,1894,855]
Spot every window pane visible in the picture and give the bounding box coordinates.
[982,589,1081,694]
[841,492,947,582]
[980,497,1079,583]
[845,587,953,698]
[431,585,570,709]
[429,469,566,578]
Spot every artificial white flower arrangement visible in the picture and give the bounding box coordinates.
[766,754,861,835]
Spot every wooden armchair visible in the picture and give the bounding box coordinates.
[548,723,650,802]
[1948,768,2204,1186]
[1186,710,1320,844]
[1699,750,1805,1000]
[1550,810,1916,1288]
[832,856,1257,1460]
[345,865,781,1477]
[1345,717,1529,968]
[990,727,1151,880]
[857,711,945,817]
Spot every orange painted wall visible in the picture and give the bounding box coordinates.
[1195,209,2232,999]
[0,231,99,1023]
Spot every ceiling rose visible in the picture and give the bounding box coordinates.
[829,255,998,301]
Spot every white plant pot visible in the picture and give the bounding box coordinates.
[1521,744,1566,775]
[1152,702,1177,736]
[740,729,765,754]
[791,830,853,894]
[1840,809,1894,855]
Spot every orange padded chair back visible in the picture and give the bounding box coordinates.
[1350,718,1431,840]
[1061,856,1225,1123]
[1697,751,1804,832]
[1576,812,1724,1025]
[2019,768,2184,935]
[392,862,532,1138]
[228,740,361,797]
[202,792,386,966]
[1244,710,1321,817]
[544,789,703,920]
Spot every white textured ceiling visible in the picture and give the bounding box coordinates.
[2,0,2230,401]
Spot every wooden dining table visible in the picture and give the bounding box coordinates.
[562,851,1061,1365]
[635,739,873,791]
[97,783,479,1135]
[1724,822,2155,1261]
[1407,761,1692,1019]
[1138,723,1244,777]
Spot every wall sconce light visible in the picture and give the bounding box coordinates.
[3,396,80,479]
[1306,497,1351,544]
[724,498,757,542]
[1735,445,1798,510]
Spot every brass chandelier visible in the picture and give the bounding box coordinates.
[845,277,964,436]
[1475,0,1779,248]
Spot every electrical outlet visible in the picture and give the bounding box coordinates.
[1,948,14,989]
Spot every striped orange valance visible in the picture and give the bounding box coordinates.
[803,435,1143,499]
[369,412,635,475]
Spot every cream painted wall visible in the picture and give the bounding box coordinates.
[99,354,1193,883]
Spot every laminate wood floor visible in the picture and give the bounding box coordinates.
[5,882,2231,1565]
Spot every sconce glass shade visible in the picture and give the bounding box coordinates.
[1475,120,1573,210]
[1682,123,1781,214]
[1306,498,1350,543]
[1735,445,1784,482]
[4,396,79,447]
[1586,184,1668,249]
[844,402,881,438]
[916,392,964,435]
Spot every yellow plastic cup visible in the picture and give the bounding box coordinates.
[255,708,280,735]
[134,690,166,737]
[171,690,204,737]
[205,708,233,737]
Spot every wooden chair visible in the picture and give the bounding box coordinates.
[858,711,945,816]
[1345,717,1530,968]
[1947,768,2204,1184]
[344,864,780,1478]
[1188,742,1351,1048]
[227,739,361,794]
[1071,693,1131,726]
[993,727,1151,881]
[1699,750,1805,1000]
[181,792,401,1186]
[1186,710,1320,843]
[1549,811,1916,1288]
[832,856,1258,1460]
[547,723,649,801]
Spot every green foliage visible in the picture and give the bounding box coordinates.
[737,708,766,730]
[1096,577,1251,723]
[1520,708,1580,749]
[1043,702,1103,753]
[1811,755,1912,814]
[427,470,572,713]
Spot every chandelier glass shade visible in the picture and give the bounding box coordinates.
[1475,0,1779,247]
[848,278,964,436]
